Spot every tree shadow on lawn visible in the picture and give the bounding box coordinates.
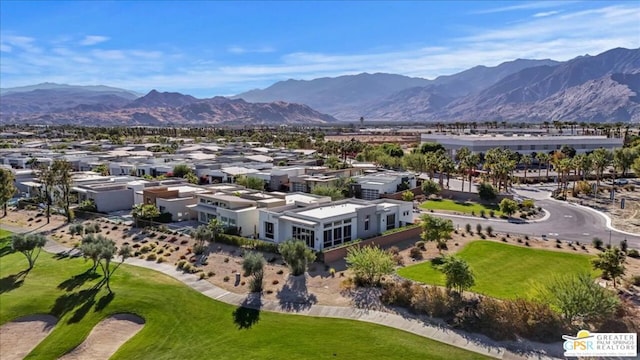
[232,293,262,329]
[276,275,317,312]
[0,269,29,294]
[0,242,14,257]
[57,269,101,292]
[51,275,115,324]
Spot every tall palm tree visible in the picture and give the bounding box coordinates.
[520,154,532,183]
[536,152,549,178]
[439,156,456,189]
[464,153,480,192]
[455,147,471,191]
[590,148,611,195]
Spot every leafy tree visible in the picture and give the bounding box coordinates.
[52,159,74,223]
[311,185,345,201]
[11,233,47,270]
[172,164,193,178]
[191,225,212,254]
[37,164,56,224]
[402,152,427,173]
[208,218,224,243]
[345,245,395,286]
[0,168,17,217]
[539,273,618,325]
[632,157,640,177]
[478,182,497,201]
[438,255,475,293]
[592,247,626,288]
[324,155,342,170]
[278,239,316,276]
[421,179,441,197]
[236,175,265,191]
[418,142,445,154]
[184,172,199,184]
[93,163,110,176]
[131,203,160,227]
[419,214,454,253]
[80,234,105,272]
[499,198,518,218]
[242,251,265,292]
[401,190,415,202]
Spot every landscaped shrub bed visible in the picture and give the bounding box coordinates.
[217,234,279,253]
[381,281,566,343]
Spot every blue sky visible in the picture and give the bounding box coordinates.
[1,1,639,97]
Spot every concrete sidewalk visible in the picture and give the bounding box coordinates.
[3,222,563,360]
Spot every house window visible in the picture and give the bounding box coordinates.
[200,212,207,222]
[364,215,370,231]
[323,229,332,248]
[292,226,315,248]
[333,227,343,246]
[386,214,396,230]
[159,206,166,213]
[265,222,274,239]
[343,224,352,242]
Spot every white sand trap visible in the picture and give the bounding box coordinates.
[59,314,144,360]
[0,314,58,360]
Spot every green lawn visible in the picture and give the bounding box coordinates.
[0,228,11,239]
[397,241,596,299]
[420,199,503,216]
[0,236,488,360]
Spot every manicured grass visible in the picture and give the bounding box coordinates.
[397,241,596,299]
[0,237,489,360]
[420,199,503,216]
[0,228,11,239]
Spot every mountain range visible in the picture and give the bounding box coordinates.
[238,47,640,123]
[1,47,638,125]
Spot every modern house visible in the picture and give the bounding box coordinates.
[352,172,417,200]
[258,198,413,251]
[142,184,206,222]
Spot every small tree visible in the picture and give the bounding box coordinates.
[438,255,475,293]
[475,224,482,235]
[11,233,47,270]
[419,214,454,253]
[278,239,316,276]
[0,168,17,217]
[80,234,103,272]
[486,225,493,237]
[242,251,265,292]
[499,198,518,218]
[191,225,212,255]
[207,218,223,243]
[478,182,497,201]
[172,164,193,178]
[311,185,345,201]
[401,190,415,202]
[236,175,265,191]
[131,203,160,227]
[592,247,626,288]
[421,179,441,197]
[539,273,618,325]
[346,245,395,286]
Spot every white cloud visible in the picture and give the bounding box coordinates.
[533,10,561,17]
[0,43,11,52]
[79,35,109,46]
[474,1,577,14]
[227,45,275,54]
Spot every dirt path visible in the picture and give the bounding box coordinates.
[59,314,144,360]
[0,314,58,360]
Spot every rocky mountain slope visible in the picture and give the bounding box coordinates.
[0,89,337,125]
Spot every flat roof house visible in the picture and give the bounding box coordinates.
[258,198,413,251]
[352,172,417,200]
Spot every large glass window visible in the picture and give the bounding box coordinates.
[343,224,352,242]
[293,226,315,248]
[265,222,274,239]
[323,229,332,248]
[386,214,396,230]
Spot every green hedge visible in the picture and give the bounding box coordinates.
[217,234,280,253]
[382,224,420,236]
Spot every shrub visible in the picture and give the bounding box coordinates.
[409,247,423,260]
[489,210,495,217]
[156,256,165,263]
[272,280,279,285]
[478,182,497,201]
[465,223,472,233]
[476,224,482,234]
[556,244,562,249]
[199,273,206,280]
[479,234,486,239]
[223,276,230,282]
[387,246,400,255]
[627,249,639,258]
[630,275,640,286]
[525,241,530,246]
[471,210,475,216]
[146,253,157,261]
[224,257,229,263]
[176,260,186,270]
[556,239,562,244]
[207,271,215,277]
[414,241,426,250]
[180,240,189,245]
[517,238,522,243]
[485,226,493,236]
[479,209,486,218]
[592,237,604,249]
[193,244,207,255]
[276,269,284,275]
[501,237,507,242]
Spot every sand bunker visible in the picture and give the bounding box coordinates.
[0,314,58,360]
[59,314,144,360]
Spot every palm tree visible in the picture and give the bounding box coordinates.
[575,153,592,181]
[463,153,480,192]
[536,152,551,179]
[455,147,471,191]
[439,156,456,189]
[590,148,611,195]
[520,154,532,183]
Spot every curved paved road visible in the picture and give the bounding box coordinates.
[424,186,640,249]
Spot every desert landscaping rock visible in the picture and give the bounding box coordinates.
[0,314,58,360]
[59,314,144,360]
